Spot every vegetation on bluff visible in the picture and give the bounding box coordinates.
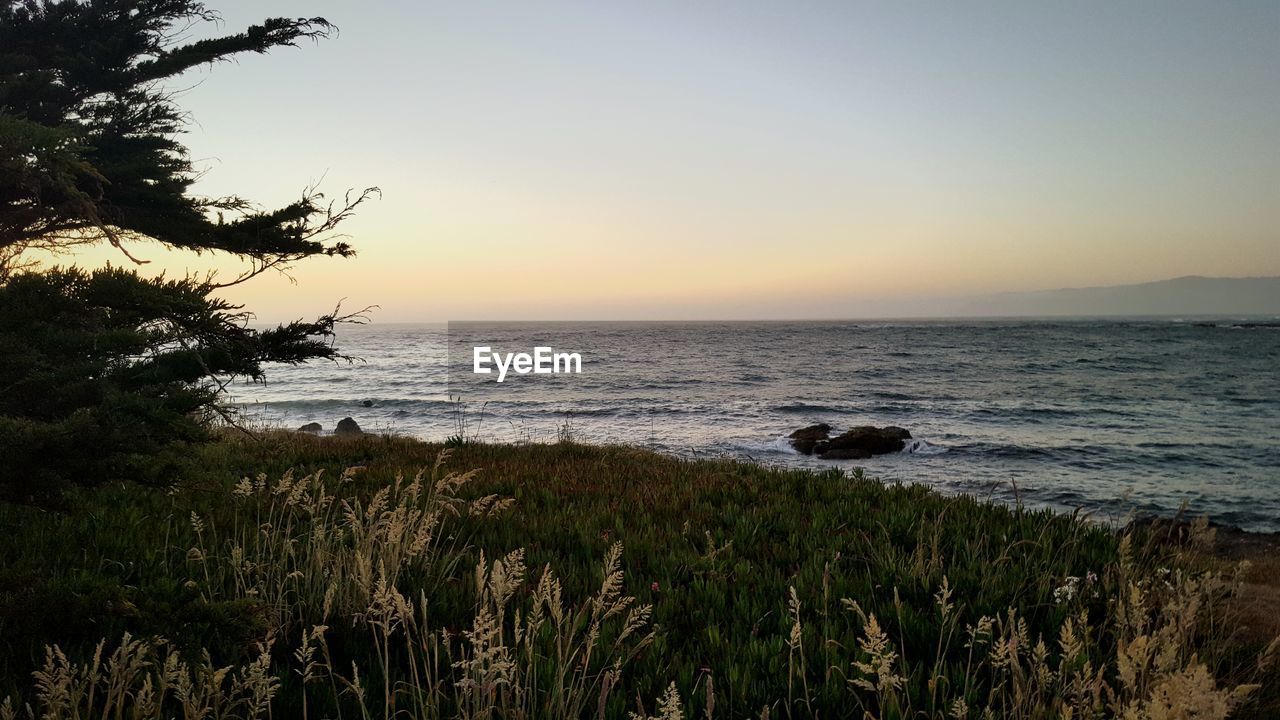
[0,431,1274,718]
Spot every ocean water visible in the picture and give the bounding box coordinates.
[233,320,1280,532]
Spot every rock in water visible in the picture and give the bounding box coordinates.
[880,426,912,441]
[335,417,363,435]
[817,447,873,460]
[297,422,322,434]
[818,426,912,458]
[788,423,832,454]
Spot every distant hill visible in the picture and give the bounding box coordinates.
[954,276,1280,317]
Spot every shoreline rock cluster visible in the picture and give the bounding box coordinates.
[296,417,363,435]
[788,423,911,460]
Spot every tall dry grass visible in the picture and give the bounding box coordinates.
[2,452,661,719]
[188,452,511,631]
[781,526,1277,720]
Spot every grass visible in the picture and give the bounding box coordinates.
[0,430,1274,718]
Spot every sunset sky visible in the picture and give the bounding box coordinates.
[62,1,1280,321]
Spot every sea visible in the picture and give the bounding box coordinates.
[232,320,1280,532]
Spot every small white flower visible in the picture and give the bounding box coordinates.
[1053,576,1080,604]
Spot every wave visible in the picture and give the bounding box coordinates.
[238,397,454,410]
[1194,321,1280,330]
[902,439,947,455]
[557,407,619,417]
[965,405,1139,422]
[1133,440,1267,452]
[955,442,1107,463]
[872,391,919,401]
[732,436,804,456]
[950,441,1254,473]
[773,402,845,413]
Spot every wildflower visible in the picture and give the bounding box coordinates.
[1054,576,1080,604]
[651,582,660,593]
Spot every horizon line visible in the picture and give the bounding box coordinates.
[244,313,1280,326]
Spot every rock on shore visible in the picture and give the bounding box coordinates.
[335,417,363,435]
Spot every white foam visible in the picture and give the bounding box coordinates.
[902,438,948,455]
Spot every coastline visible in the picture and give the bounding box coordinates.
[296,415,1280,539]
[239,318,1280,534]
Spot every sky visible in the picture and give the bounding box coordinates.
[61,0,1280,321]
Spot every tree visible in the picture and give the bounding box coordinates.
[0,0,377,501]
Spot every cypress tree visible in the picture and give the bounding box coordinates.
[0,0,377,501]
